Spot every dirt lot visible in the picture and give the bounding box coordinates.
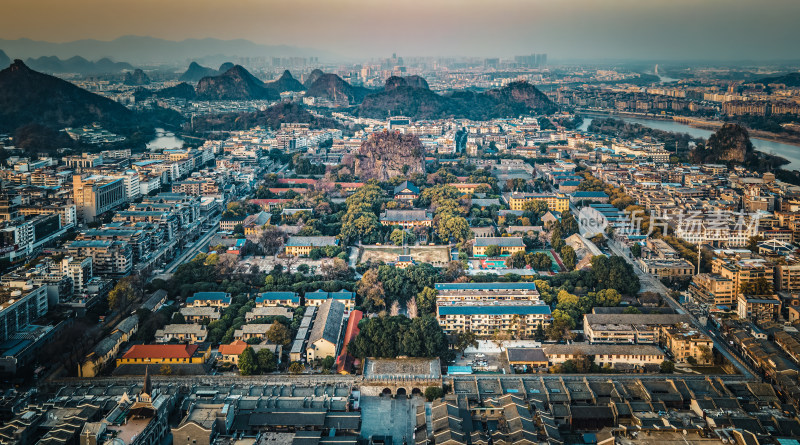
[359,245,451,266]
[237,255,334,274]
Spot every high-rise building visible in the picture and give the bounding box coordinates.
[73,175,126,222]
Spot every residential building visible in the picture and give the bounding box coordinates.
[255,292,300,307]
[379,209,433,228]
[284,236,338,256]
[583,313,692,344]
[233,324,272,341]
[436,301,552,338]
[73,175,127,222]
[737,294,781,322]
[78,315,139,378]
[543,344,665,371]
[689,273,736,308]
[154,324,208,343]
[306,299,345,362]
[304,290,356,311]
[507,192,569,212]
[473,237,525,256]
[116,344,211,366]
[244,306,292,322]
[661,324,714,365]
[434,282,540,303]
[179,307,221,323]
[186,292,231,308]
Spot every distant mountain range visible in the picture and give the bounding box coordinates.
[191,102,342,133]
[123,68,150,86]
[0,36,328,65]
[357,77,557,120]
[756,72,800,87]
[22,55,134,74]
[179,62,221,82]
[305,72,372,103]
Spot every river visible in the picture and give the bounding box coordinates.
[146,128,184,150]
[579,115,800,170]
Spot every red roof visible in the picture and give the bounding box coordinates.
[123,344,198,359]
[334,182,364,188]
[337,310,363,373]
[249,199,290,205]
[218,340,248,356]
[278,178,317,185]
[268,188,307,194]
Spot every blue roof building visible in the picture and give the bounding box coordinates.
[186,292,231,307]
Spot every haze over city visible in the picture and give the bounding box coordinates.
[2,0,800,60]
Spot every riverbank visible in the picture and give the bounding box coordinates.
[579,109,800,147]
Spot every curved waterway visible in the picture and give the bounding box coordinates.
[579,115,800,170]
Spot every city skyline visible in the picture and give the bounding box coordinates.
[2,0,800,61]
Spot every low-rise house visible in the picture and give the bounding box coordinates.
[304,290,356,311]
[393,181,419,201]
[116,344,211,366]
[379,209,433,228]
[284,236,338,256]
[255,291,300,307]
[180,306,221,323]
[473,237,525,256]
[245,306,293,322]
[79,315,138,377]
[186,292,231,308]
[306,299,345,362]
[155,324,208,344]
[543,343,665,371]
[233,324,272,341]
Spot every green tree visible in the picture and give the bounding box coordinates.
[505,251,527,268]
[660,360,675,373]
[551,231,566,252]
[416,287,437,315]
[256,349,277,373]
[108,278,136,313]
[320,355,336,370]
[170,312,186,324]
[238,346,258,376]
[455,331,478,356]
[623,306,642,314]
[358,268,386,312]
[560,245,577,271]
[424,386,444,401]
[390,229,415,246]
[484,245,502,257]
[547,309,575,341]
[437,215,470,243]
[266,323,292,347]
[288,361,304,374]
[595,289,622,307]
[159,364,173,376]
[630,243,642,258]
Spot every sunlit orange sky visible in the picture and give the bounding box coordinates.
[2,0,799,60]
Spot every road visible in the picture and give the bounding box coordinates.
[606,238,757,379]
[162,218,220,275]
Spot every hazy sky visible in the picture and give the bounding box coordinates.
[2,0,799,60]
